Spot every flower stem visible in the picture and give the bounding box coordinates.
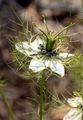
[39,71,47,120]
[40,80,44,120]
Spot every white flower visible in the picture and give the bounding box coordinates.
[16,38,73,77]
[63,97,83,120]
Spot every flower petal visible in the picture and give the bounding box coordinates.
[16,42,38,56]
[29,58,46,72]
[63,108,82,120]
[30,38,43,51]
[45,60,51,67]
[49,60,65,77]
[59,53,73,59]
[67,97,83,107]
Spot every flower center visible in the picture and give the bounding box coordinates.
[38,44,58,57]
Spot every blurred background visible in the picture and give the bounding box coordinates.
[0,0,83,120]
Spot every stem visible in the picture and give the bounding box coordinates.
[40,79,44,120]
[0,85,16,120]
[39,71,47,120]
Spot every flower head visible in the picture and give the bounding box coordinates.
[16,37,73,77]
[63,97,83,120]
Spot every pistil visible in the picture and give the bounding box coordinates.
[39,44,58,57]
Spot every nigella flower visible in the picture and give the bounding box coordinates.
[16,38,73,77]
[63,97,83,120]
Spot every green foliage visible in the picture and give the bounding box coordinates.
[69,54,83,92]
